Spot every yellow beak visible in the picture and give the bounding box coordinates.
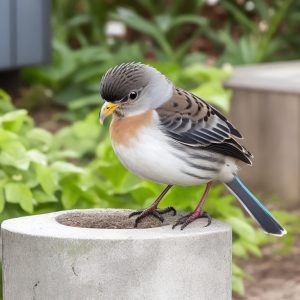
[99,102,119,125]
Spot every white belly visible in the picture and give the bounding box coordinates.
[111,120,231,186]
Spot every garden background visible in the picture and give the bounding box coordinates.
[0,0,300,298]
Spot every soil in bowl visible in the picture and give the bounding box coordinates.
[56,209,186,229]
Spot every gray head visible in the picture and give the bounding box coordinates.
[100,62,147,102]
[99,62,173,123]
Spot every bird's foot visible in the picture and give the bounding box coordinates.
[172,211,211,230]
[129,206,176,228]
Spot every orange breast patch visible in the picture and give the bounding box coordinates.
[110,111,153,146]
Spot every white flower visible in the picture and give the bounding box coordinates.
[245,1,255,11]
[105,21,126,37]
[206,0,219,6]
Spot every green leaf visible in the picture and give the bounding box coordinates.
[228,216,257,242]
[0,110,27,123]
[111,8,173,59]
[61,181,81,209]
[0,110,28,132]
[0,128,18,144]
[33,190,58,204]
[233,241,248,258]
[241,240,262,257]
[0,141,30,170]
[52,161,84,174]
[0,186,5,213]
[72,119,100,139]
[223,1,256,32]
[0,89,14,113]
[115,172,144,194]
[5,183,33,213]
[232,274,245,295]
[98,162,128,191]
[232,263,245,277]
[182,64,230,81]
[68,94,100,110]
[170,15,207,29]
[27,150,47,165]
[35,164,59,195]
[27,128,53,147]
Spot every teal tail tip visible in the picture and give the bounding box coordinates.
[225,176,287,237]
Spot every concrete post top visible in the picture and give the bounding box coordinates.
[1,208,231,241]
[224,60,300,93]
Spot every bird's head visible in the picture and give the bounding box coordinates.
[99,62,173,124]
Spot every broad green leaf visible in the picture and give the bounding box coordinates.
[164,185,201,209]
[0,186,5,213]
[72,120,100,139]
[115,172,143,194]
[61,181,81,209]
[228,217,257,242]
[68,94,100,110]
[96,138,118,162]
[0,128,18,143]
[27,128,53,147]
[35,164,59,195]
[182,64,230,81]
[0,89,14,113]
[33,190,58,204]
[0,110,28,132]
[232,275,245,295]
[232,263,245,277]
[0,141,30,170]
[240,240,262,257]
[5,183,33,213]
[98,162,128,190]
[0,110,27,123]
[130,186,156,206]
[52,161,84,174]
[21,168,39,188]
[232,241,248,258]
[27,150,47,165]
[0,89,11,102]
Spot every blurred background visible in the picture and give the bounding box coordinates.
[0,0,300,298]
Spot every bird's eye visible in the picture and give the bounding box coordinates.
[129,91,137,100]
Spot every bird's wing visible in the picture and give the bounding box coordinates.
[156,88,253,164]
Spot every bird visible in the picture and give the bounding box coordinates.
[99,62,286,236]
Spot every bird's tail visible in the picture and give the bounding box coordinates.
[225,176,286,236]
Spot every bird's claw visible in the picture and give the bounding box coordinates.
[172,211,211,230]
[129,206,176,228]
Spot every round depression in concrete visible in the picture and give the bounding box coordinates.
[56,209,181,229]
[2,209,232,300]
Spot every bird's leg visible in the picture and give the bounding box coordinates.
[173,182,213,230]
[129,185,176,227]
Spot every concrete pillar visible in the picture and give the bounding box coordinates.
[2,209,232,300]
[224,61,300,208]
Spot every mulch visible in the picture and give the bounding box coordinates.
[234,236,300,300]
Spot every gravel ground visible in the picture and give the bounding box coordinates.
[234,237,300,300]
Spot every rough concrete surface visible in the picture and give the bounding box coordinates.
[2,209,232,300]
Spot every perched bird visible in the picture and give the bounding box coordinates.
[99,62,286,236]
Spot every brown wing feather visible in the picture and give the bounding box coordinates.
[157,88,208,122]
[156,88,253,165]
